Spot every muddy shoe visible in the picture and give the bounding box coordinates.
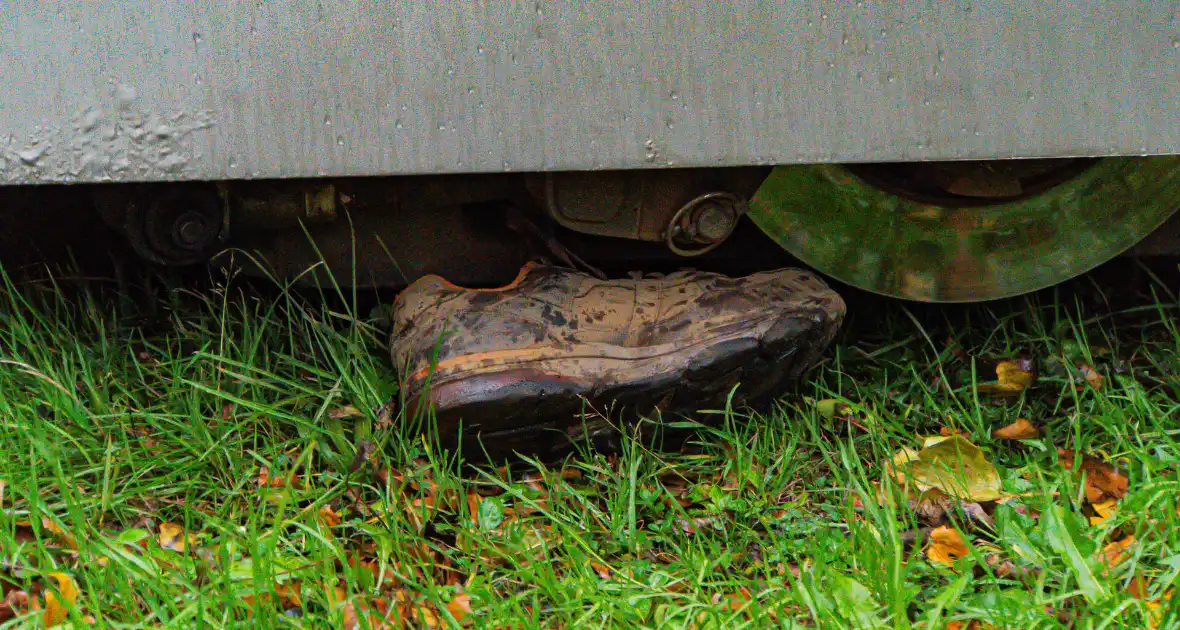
[390,263,845,457]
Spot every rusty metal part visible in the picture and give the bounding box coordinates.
[532,168,769,243]
[229,182,341,234]
[93,182,229,266]
[664,192,745,257]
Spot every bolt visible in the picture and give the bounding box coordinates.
[175,215,210,249]
[693,203,735,243]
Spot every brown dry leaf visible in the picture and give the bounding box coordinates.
[257,467,306,490]
[318,506,342,528]
[992,418,1041,441]
[329,405,364,420]
[445,594,473,624]
[589,561,613,580]
[0,590,33,623]
[158,522,194,552]
[939,427,970,438]
[913,488,952,527]
[1058,449,1129,503]
[43,572,79,628]
[1099,535,1136,568]
[715,587,753,612]
[1077,364,1105,390]
[40,518,78,550]
[926,525,971,565]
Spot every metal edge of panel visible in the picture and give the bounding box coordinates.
[2,1,1179,185]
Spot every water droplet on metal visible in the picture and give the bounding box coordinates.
[323,115,332,127]
[477,44,485,53]
[669,90,679,100]
[438,124,446,131]
[193,74,202,86]
[467,87,475,95]
[841,35,849,45]
[394,119,404,129]
[821,12,828,20]
[886,73,895,83]
[192,32,202,49]
[336,135,344,146]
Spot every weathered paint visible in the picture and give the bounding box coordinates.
[2,1,1179,184]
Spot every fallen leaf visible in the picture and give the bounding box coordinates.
[1077,364,1105,390]
[926,525,971,565]
[347,440,377,475]
[158,522,193,552]
[1090,499,1118,526]
[43,572,79,628]
[416,605,440,628]
[0,590,32,623]
[1058,449,1129,503]
[318,506,342,528]
[589,562,612,580]
[939,427,970,438]
[976,358,1035,397]
[330,405,364,420]
[445,593,472,624]
[913,488,952,526]
[992,418,1040,441]
[258,467,305,490]
[715,587,752,612]
[1100,535,1135,569]
[893,435,1002,501]
[40,518,78,550]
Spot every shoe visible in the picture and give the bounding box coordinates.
[390,263,845,457]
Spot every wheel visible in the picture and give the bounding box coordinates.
[746,157,1180,301]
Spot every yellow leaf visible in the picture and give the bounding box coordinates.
[1090,499,1118,526]
[41,518,78,550]
[158,522,193,552]
[992,419,1040,441]
[896,435,1002,501]
[43,573,79,628]
[926,526,971,566]
[977,358,1035,397]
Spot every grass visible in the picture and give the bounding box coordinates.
[0,258,1178,629]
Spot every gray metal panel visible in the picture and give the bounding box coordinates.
[1,1,1178,184]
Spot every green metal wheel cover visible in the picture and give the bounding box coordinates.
[748,157,1180,302]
